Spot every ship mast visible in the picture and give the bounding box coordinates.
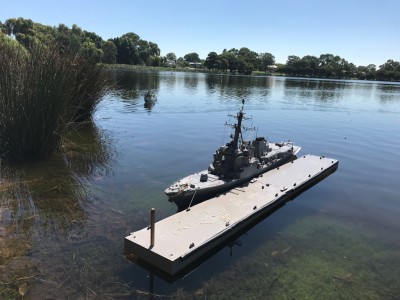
[227,99,246,151]
[232,108,244,150]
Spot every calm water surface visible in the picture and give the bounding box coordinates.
[1,71,400,299]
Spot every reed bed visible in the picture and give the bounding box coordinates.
[0,42,109,161]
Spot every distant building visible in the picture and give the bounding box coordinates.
[166,60,176,66]
[188,62,203,68]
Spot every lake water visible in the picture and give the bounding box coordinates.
[1,71,400,299]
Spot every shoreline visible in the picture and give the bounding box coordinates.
[104,64,400,83]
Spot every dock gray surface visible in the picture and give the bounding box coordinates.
[125,154,338,275]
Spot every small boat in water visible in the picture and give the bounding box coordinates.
[165,100,301,210]
[144,91,157,102]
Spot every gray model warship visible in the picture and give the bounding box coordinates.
[165,101,301,210]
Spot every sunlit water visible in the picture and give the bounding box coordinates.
[1,71,400,298]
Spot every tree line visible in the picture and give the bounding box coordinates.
[1,17,399,81]
[203,51,400,81]
[276,54,400,81]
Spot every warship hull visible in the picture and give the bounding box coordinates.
[168,147,300,210]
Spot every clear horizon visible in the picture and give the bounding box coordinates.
[1,0,399,67]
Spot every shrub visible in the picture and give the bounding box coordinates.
[0,39,108,161]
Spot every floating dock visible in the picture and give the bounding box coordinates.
[125,155,338,275]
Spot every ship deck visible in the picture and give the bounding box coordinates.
[125,154,338,276]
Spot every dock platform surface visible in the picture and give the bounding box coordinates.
[125,155,338,275]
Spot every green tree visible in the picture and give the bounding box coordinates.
[162,52,177,67]
[149,42,160,57]
[137,40,160,65]
[319,53,334,66]
[56,23,82,54]
[0,32,27,52]
[3,18,62,49]
[367,64,376,72]
[356,65,370,79]
[4,17,34,36]
[71,24,82,36]
[365,64,377,79]
[238,47,258,71]
[112,32,160,65]
[4,18,35,48]
[205,47,274,74]
[166,52,177,61]
[81,38,103,63]
[176,57,188,67]
[300,55,319,76]
[83,30,103,48]
[112,34,140,64]
[258,52,275,72]
[101,40,117,64]
[376,59,400,81]
[379,59,400,71]
[204,51,219,70]
[219,57,229,72]
[237,57,253,75]
[138,40,151,64]
[148,55,161,66]
[285,55,301,76]
[184,52,200,62]
[220,49,239,73]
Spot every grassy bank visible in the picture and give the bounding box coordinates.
[104,63,208,73]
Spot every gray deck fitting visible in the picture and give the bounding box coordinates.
[125,154,338,275]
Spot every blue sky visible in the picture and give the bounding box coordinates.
[1,0,399,67]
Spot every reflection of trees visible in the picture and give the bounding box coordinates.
[0,121,114,297]
[160,72,177,89]
[375,84,400,104]
[183,74,199,90]
[283,78,346,103]
[63,123,114,179]
[109,70,160,102]
[205,74,274,100]
[0,122,114,233]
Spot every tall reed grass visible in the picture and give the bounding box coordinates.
[0,41,109,161]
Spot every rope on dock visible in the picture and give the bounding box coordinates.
[186,188,198,211]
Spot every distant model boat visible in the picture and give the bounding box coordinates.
[144,91,157,102]
[165,100,301,210]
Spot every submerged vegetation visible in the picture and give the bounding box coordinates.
[0,35,108,161]
[190,215,400,299]
[0,122,115,299]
